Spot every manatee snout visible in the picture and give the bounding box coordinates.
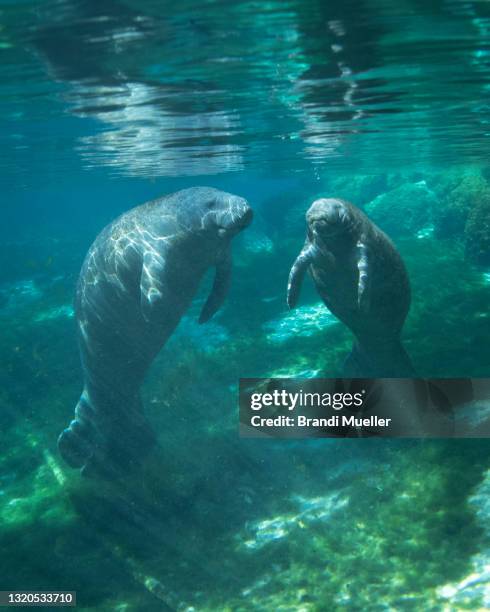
[216,196,253,236]
[307,198,351,240]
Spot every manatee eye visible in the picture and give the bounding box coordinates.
[313,219,329,232]
[205,199,216,210]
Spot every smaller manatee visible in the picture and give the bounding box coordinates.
[287,198,415,377]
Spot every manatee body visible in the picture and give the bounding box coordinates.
[58,187,252,476]
[287,198,415,377]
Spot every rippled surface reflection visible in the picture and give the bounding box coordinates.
[2,0,490,184]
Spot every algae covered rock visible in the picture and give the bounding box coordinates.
[465,194,490,266]
[428,171,490,263]
[330,174,390,206]
[433,173,490,239]
[365,181,438,236]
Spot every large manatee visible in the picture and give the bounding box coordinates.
[287,198,415,377]
[58,187,252,476]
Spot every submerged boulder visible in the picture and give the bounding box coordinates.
[428,171,490,265]
[465,195,490,266]
[329,174,392,206]
[365,181,438,236]
[433,173,490,239]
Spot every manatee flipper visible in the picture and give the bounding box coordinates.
[58,391,101,469]
[356,239,370,313]
[287,243,316,309]
[140,250,169,322]
[344,338,416,377]
[199,249,232,324]
[58,419,96,469]
[343,342,372,377]
[379,340,416,377]
[58,391,157,479]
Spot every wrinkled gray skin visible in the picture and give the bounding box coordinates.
[58,187,252,477]
[287,198,415,377]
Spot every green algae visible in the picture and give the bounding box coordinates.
[365,181,438,237]
[432,171,489,238]
[328,174,392,206]
[191,442,488,611]
[465,193,490,266]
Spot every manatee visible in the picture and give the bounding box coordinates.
[287,198,415,377]
[58,187,252,476]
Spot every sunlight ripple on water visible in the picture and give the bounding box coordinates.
[4,0,490,186]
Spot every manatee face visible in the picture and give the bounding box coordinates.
[306,198,354,245]
[177,188,253,239]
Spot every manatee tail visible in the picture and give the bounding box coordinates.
[343,337,416,377]
[58,390,157,478]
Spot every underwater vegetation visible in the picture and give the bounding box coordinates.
[2,0,490,607]
[1,416,489,610]
[426,172,490,266]
[0,165,490,609]
[465,194,490,267]
[365,181,437,237]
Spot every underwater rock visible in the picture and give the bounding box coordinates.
[282,191,326,241]
[0,279,43,313]
[437,468,490,607]
[259,186,317,234]
[241,492,348,550]
[329,174,391,206]
[429,171,490,264]
[233,209,275,272]
[428,169,471,201]
[365,181,438,236]
[263,302,338,344]
[416,225,435,239]
[266,367,323,378]
[464,193,490,266]
[10,279,43,302]
[169,314,229,353]
[432,172,490,239]
[0,275,73,319]
[0,237,86,285]
[241,228,274,256]
[0,452,73,529]
[33,304,74,323]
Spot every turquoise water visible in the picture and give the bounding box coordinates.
[2,0,490,609]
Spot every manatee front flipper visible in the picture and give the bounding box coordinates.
[356,238,370,313]
[140,250,171,323]
[199,249,232,324]
[287,243,317,309]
